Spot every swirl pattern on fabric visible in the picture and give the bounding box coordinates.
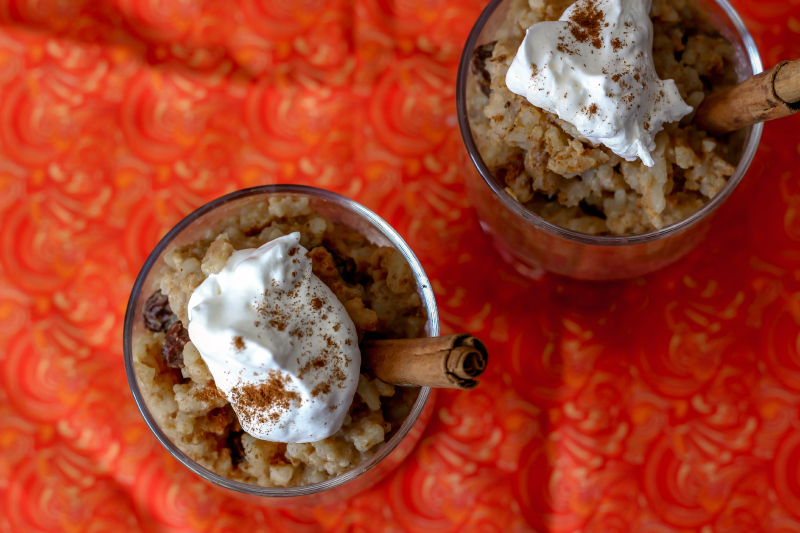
[0,0,799,531]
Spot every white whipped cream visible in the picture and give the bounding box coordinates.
[187,233,360,443]
[505,0,692,166]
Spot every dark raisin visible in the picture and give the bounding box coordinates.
[330,250,370,286]
[471,41,496,97]
[143,290,178,333]
[162,321,189,368]
[226,428,246,467]
[337,256,358,283]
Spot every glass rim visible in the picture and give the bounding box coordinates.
[123,184,438,497]
[455,0,763,247]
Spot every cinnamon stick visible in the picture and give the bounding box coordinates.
[694,59,800,135]
[775,60,800,104]
[360,334,488,390]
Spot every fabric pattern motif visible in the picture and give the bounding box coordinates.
[1,0,799,531]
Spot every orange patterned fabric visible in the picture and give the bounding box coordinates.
[1,0,800,531]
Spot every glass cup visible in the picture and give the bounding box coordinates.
[456,0,763,280]
[123,185,438,506]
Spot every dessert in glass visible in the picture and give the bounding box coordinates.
[123,185,438,505]
[457,0,763,280]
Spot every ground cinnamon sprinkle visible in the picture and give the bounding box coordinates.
[568,0,604,49]
[193,381,225,402]
[611,72,631,91]
[269,318,287,331]
[258,297,290,332]
[298,357,328,379]
[557,42,576,55]
[230,371,301,427]
[232,336,245,352]
[311,382,331,398]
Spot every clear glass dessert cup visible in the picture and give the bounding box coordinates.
[456,0,763,281]
[123,185,439,506]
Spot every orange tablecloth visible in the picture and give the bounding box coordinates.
[2,0,800,531]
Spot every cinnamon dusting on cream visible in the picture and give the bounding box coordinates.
[567,0,604,49]
[230,371,301,427]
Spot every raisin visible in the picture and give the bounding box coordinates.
[335,254,357,283]
[330,251,370,286]
[226,428,246,467]
[162,321,189,368]
[143,290,178,333]
[471,41,496,97]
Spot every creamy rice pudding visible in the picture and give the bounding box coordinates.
[467,0,740,235]
[133,196,427,487]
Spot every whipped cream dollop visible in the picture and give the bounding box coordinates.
[505,0,692,166]
[187,233,360,443]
